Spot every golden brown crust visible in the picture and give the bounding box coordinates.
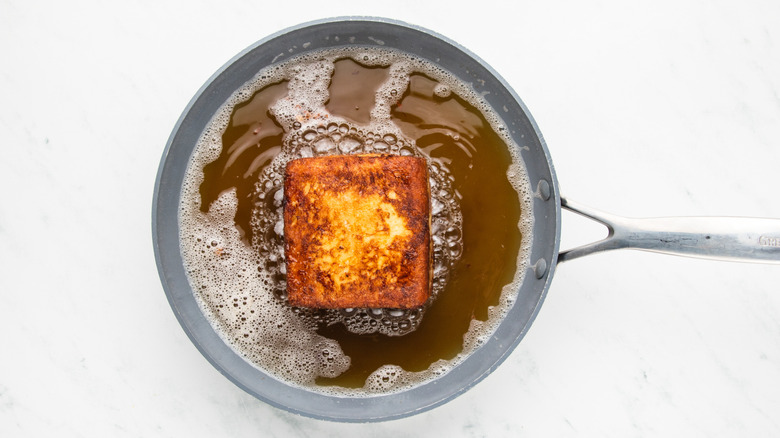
[283,154,430,309]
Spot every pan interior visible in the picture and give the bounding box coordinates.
[153,17,559,422]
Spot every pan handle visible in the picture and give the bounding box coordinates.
[558,197,780,264]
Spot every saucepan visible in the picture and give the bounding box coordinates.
[152,17,780,422]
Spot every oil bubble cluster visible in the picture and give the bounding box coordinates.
[250,117,463,337]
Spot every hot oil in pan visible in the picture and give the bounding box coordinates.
[179,49,532,394]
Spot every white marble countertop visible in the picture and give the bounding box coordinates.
[2,1,779,436]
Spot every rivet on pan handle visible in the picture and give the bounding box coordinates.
[558,197,780,264]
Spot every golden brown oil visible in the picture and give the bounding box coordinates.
[197,57,522,389]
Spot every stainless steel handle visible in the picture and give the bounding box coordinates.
[558,197,780,264]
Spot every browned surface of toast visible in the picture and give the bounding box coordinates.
[283,154,430,309]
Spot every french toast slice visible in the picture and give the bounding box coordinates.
[283,154,430,309]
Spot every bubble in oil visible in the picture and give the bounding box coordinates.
[433,84,451,98]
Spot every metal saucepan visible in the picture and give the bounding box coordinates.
[152,17,780,422]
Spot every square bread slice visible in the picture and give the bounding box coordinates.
[283,154,430,309]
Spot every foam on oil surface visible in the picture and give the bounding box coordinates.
[179,46,534,395]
